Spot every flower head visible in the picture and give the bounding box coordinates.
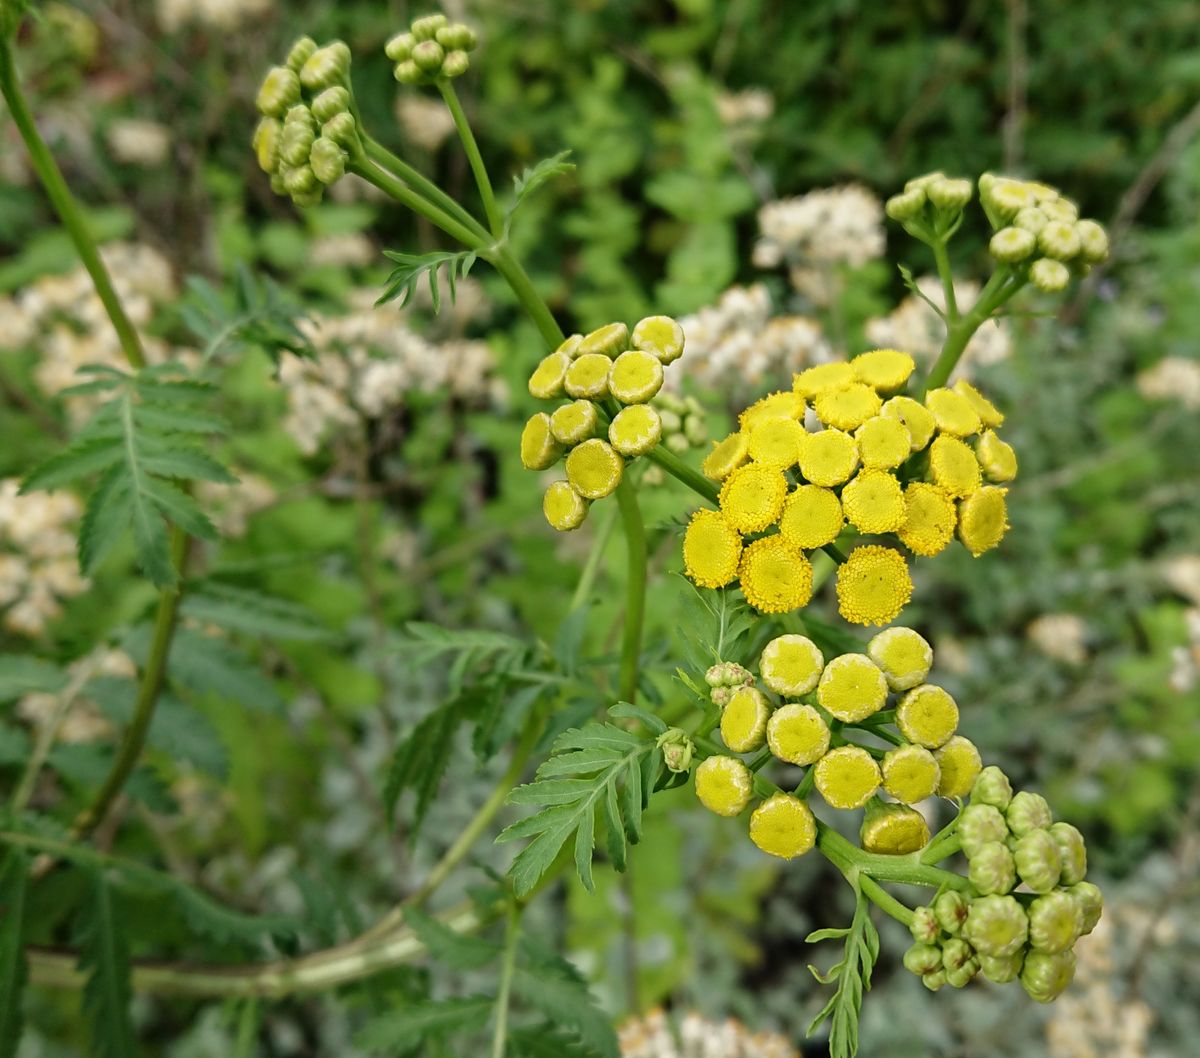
[719,463,787,533]
[929,435,981,497]
[814,382,883,431]
[720,687,770,753]
[608,349,664,405]
[933,735,982,798]
[746,416,805,467]
[798,429,859,486]
[738,536,814,613]
[835,545,913,626]
[814,746,881,809]
[750,794,817,859]
[565,438,623,499]
[778,485,843,551]
[793,361,855,399]
[542,481,589,531]
[896,684,959,748]
[528,352,570,399]
[881,744,940,803]
[867,626,932,690]
[957,486,1009,556]
[861,801,930,855]
[694,755,752,817]
[700,431,750,481]
[608,404,662,457]
[549,399,598,446]
[520,412,561,471]
[817,653,888,721]
[564,352,612,400]
[766,703,830,765]
[841,469,906,534]
[682,509,742,588]
[759,633,824,696]
[898,482,956,557]
[925,387,982,438]
[851,348,915,392]
[631,314,685,364]
[855,415,912,469]
[882,395,935,450]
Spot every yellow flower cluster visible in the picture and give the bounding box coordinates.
[693,629,983,861]
[521,317,684,530]
[681,347,1017,624]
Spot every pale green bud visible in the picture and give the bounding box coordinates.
[933,890,969,935]
[1030,257,1070,293]
[683,414,707,446]
[1020,949,1076,1003]
[385,32,415,62]
[941,937,975,972]
[989,226,1036,263]
[322,113,358,148]
[666,433,689,454]
[656,728,694,773]
[1068,881,1103,935]
[309,137,347,184]
[280,121,315,168]
[922,969,947,992]
[964,894,1028,958]
[958,803,1008,857]
[655,391,685,415]
[903,943,942,976]
[979,951,1024,984]
[282,164,319,196]
[412,39,445,73]
[1014,829,1062,893]
[253,118,282,174]
[441,49,471,78]
[300,42,351,91]
[1038,220,1082,260]
[659,409,682,434]
[968,840,1016,895]
[928,177,973,210]
[312,86,351,124]
[284,104,316,130]
[971,766,1013,811]
[1028,891,1083,954]
[1049,822,1087,886]
[977,171,998,194]
[1006,790,1052,836]
[411,13,449,41]
[394,60,424,84]
[292,188,324,208]
[905,171,945,192]
[1074,219,1109,263]
[946,958,979,989]
[909,906,940,945]
[1041,197,1078,222]
[256,66,301,118]
[437,23,478,51]
[285,36,318,72]
[704,664,725,688]
[885,188,926,221]
[269,172,287,196]
[1014,206,1048,233]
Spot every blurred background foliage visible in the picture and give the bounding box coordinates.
[1,1,1199,1056]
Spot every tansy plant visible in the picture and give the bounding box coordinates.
[0,5,1111,1058]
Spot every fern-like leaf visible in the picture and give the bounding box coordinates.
[0,849,28,1058]
[513,939,618,1058]
[505,151,575,231]
[383,695,466,833]
[377,249,477,312]
[75,870,135,1058]
[355,996,494,1052]
[806,887,879,1058]
[180,266,309,363]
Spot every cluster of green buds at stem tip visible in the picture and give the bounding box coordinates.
[641,390,708,486]
[253,37,357,206]
[387,14,478,84]
[704,660,755,708]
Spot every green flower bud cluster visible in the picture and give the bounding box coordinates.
[656,728,695,774]
[640,390,708,487]
[253,37,357,207]
[704,660,755,707]
[903,765,1102,1002]
[520,317,685,531]
[885,171,975,226]
[386,13,479,85]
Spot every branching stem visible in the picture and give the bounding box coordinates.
[439,79,503,237]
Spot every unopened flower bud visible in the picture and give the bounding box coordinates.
[269,172,287,196]
[922,969,947,992]
[323,112,358,148]
[968,840,1017,895]
[971,766,1013,811]
[749,794,817,859]
[683,414,707,446]
[280,120,316,167]
[933,891,969,935]
[253,118,282,173]
[1041,197,1078,222]
[411,13,449,41]
[1038,220,1082,260]
[979,952,1024,984]
[989,226,1036,263]
[256,66,301,118]
[1049,822,1087,886]
[1006,790,1052,836]
[1014,829,1062,893]
[928,177,973,211]
[282,164,320,197]
[958,803,1009,857]
[903,943,943,977]
[291,188,324,208]
[285,36,318,72]
[945,959,979,989]
[309,136,347,184]
[861,801,930,855]
[1074,219,1109,263]
[412,39,445,73]
[1013,206,1048,233]
[300,42,351,91]
[394,60,423,84]
[885,188,926,222]
[963,894,1027,958]
[704,664,725,688]
[656,728,694,774]
[441,50,471,78]
[905,171,944,192]
[1030,258,1070,292]
[312,86,351,123]
[1028,891,1083,954]
[666,433,689,454]
[659,409,682,434]
[1067,881,1103,935]
[910,906,940,945]
[437,23,478,51]
[941,937,975,972]
[385,31,415,62]
[1020,949,1076,1003]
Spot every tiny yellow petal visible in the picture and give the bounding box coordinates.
[749,794,817,859]
[695,755,753,817]
[778,485,844,551]
[817,653,888,722]
[738,536,814,614]
[814,746,881,810]
[683,509,742,589]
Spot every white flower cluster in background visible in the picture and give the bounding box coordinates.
[1168,607,1200,695]
[865,273,1012,376]
[676,284,830,392]
[106,118,172,167]
[394,95,457,152]
[619,1009,798,1058]
[1027,613,1090,666]
[195,473,278,538]
[278,291,502,455]
[17,648,136,744]
[156,0,272,33]
[0,480,88,637]
[1135,356,1200,411]
[1161,554,1200,607]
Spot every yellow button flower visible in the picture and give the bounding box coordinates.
[814,746,881,810]
[798,429,859,487]
[608,404,662,457]
[564,352,613,400]
[958,486,1009,556]
[882,395,936,451]
[749,794,817,859]
[835,545,913,626]
[793,361,855,400]
[719,463,787,533]
[631,314,684,364]
[747,417,806,467]
[851,348,916,392]
[578,321,629,356]
[520,412,562,471]
[555,333,583,359]
[778,485,844,551]
[817,653,888,722]
[935,735,983,798]
[881,744,941,803]
[701,431,750,482]
[896,684,959,748]
[841,469,907,534]
[528,351,571,399]
[867,627,932,692]
[815,382,883,431]
[739,390,805,432]
[682,509,742,589]
[760,634,824,697]
[953,379,1005,428]
[550,400,599,446]
[721,686,771,753]
[855,416,912,469]
[542,481,589,531]
[694,755,753,817]
[861,801,931,855]
[929,435,982,498]
[976,430,1018,483]
[898,482,956,557]
[608,349,664,405]
[925,387,982,438]
[738,536,814,614]
[565,438,624,499]
[767,703,830,765]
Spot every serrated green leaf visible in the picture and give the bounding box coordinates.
[167,881,297,947]
[507,1026,599,1058]
[384,696,465,835]
[0,849,29,1058]
[181,584,334,642]
[21,436,123,492]
[78,465,131,573]
[403,907,501,970]
[376,250,477,312]
[355,996,493,1052]
[506,151,575,230]
[513,940,617,1058]
[181,267,309,363]
[806,887,877,1058]
[0,656,67,702]
[75,871,135,1058]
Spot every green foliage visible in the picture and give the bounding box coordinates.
[75,871,135,1058]
[180,583,335,642]
[180,266,310,364]
[0,656,66,701]
[0,850,28,1058]
[377,249,478,312]
[383,692,465,833]
[511,938,617,1057]
[806,888,880,1058]
[505,150,575,232]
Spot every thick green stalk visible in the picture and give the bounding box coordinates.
[490,901,521,1058]
[350,156,486,250]
[488,245,565,350]
[614,479,647,704]
[931,239,960,322]
[439,79,503,236]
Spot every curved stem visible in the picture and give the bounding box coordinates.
[860,875,914,926]
[488,245,564,350]
[614,478,647,704]
[490,901,521,1058]
[644,444,720,505]
[350,156,486,250]
[439,79,503,237]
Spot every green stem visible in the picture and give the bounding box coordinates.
[931,239,959,322]
[439,79,503,237]
[490,901,521,1058]
[569,503,618,611]
[921,833,962,865]
[350,156,486,250]
[488,245,564,349]
[644,444,719,504]
[860,875,914,926]
[614,478,647,704]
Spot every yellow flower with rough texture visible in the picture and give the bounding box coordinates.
[793,361,855,399]
[815,382,883,431]
[578,321,628,356]
[958,486,1009,556]
[925,387,982,438]
[929,435,981,498]
[542,481,588,531]
[953,379,1004,428]
[861,801,930,854]
[882,395,936,451]
[867,627,933,691]
[701,432,750,482]
[855,416,912,469]
[935,735,982,798]
[739,536,814,613]
[721,686,770,753]
[608,349,664,404]
[760,633,824,696]
[750,794,817,859]
[747,417,806,467]
[555,333,582,359]
[841,470,907,534]
[520,412,562,470]
[817,653,888,721]
[767,703,830,765]
[814,746,881,809]
[719,463,787,533]
[798,429,859,487]
[528,352,570,399]
[836,545,913,626]
[881,743,941,803]
[896,684,959,748]
[631,314,684,364]
[695,755,753,817]
[565,438,623,499]
[976,430,1018,482]
[851,348,916,392]
[739,390,805,432]
[550,400,598,446]
[778,485,843,551]
[898,482,956,557]
[608,404,662,457]
[682,509,742,588]
[564,352,613,399]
